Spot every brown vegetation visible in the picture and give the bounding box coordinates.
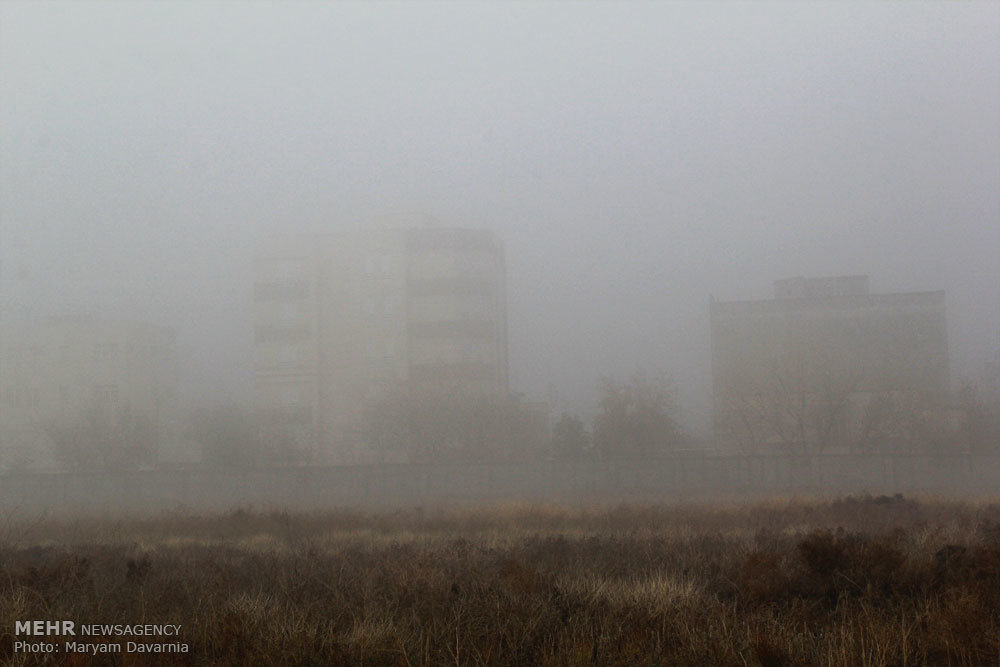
[1,497,999,665]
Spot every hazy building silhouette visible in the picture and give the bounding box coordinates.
[253,227,508,464]
[983,345,1000,405]
[0,317,178,470]
[710,276,948,454]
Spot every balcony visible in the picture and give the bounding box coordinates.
[254,281,311,301]
[406,277,496,297]
[408,319,495,338]
[254,323,311,344]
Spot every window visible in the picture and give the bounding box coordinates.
[278,345,298,365]
[273,260,305,282]
[94,384,120,405]
[93,342,118,361]
[278,303,299,324]
[279,385,299,407]
[254,324,310,343]
[254,281,309,301]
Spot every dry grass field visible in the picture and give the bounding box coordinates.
[1,496,999,665]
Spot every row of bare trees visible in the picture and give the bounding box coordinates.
[550,372,686,461]
[41,370,997,470]
[361,391,549,463]
[182,372,680,468]
[558,370,999,461]
[720,362,998,456]
[47,403,158,471]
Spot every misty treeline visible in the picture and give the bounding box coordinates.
[552,372,683,461]
[46,403,157,472]
[161,372,685,469]
[36,372,1000,472]
[190,373,999,470]
[726,372,1000,458]
[185,372,683,469]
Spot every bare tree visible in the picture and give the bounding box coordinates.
[189,405,262,468]
[48,401,156,472]
[551,413,590,460]
[727,360,943,456]
[594,371,680,460]
[362,389,548,463]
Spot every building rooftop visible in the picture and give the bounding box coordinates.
[773,275,870,299]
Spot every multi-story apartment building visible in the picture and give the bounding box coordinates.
[0,317,178,470]
[253,227,509,464]
[710,276,949,453]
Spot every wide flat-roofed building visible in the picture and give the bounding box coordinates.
[710,276,948,453]
[0,317,178,470]
[253,227,508,464]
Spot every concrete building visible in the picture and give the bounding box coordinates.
[0,317,178,470]
[710,276,949,453]
[983,345,1000,406]
[253,227,509,464]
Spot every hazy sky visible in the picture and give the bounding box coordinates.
[2,1,998,432]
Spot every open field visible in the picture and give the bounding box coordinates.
[1,497,999,665]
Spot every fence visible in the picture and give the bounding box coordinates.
[1,453,997,514]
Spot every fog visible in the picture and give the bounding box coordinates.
[2,0,998,436]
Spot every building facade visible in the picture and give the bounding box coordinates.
[710,276,949,453]
[0,317,178,470]
[253,227,509,464]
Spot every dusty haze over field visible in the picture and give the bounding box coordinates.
[2,1,998,433]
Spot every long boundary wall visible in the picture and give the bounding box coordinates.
[1,453,997,515]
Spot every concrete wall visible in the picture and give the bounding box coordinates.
[1,454,997,515]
